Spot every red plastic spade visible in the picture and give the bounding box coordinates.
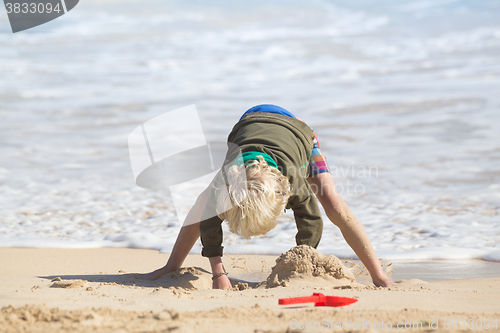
[279,293,357,307]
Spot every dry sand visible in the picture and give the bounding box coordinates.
[0,246,499,332]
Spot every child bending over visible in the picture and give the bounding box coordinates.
[142,104,395,289]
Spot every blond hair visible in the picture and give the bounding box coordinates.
[215,156,292,239]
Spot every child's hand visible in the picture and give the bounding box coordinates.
[373,274,396,288]
[212,274,232,289]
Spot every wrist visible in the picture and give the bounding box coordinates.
[208,256,226,275]
[371,269,388,281]
[372,271,392,285]
[212,272,228,280]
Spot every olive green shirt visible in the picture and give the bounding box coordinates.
[200,112,323,257]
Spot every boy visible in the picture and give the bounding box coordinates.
[142,104,395,288]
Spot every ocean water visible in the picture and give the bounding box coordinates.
[1,0,499,263]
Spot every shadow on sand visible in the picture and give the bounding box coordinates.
[38,266,261,290]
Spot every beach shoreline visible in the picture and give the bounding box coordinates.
[1,248,499,332]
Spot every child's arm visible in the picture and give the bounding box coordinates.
[307,173,395,287]
[141,174,232,289]
[139,186,210,280]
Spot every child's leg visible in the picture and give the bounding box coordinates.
[139,187,210,280]
[307,173,394,287]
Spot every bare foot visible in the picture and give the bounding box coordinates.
[137,267,169,281]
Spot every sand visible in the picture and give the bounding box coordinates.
[265,245,361,289]
[0,247,499,333]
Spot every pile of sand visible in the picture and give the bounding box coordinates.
[265,245,362,289]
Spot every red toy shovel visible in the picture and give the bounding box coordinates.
[279,293,357,307]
